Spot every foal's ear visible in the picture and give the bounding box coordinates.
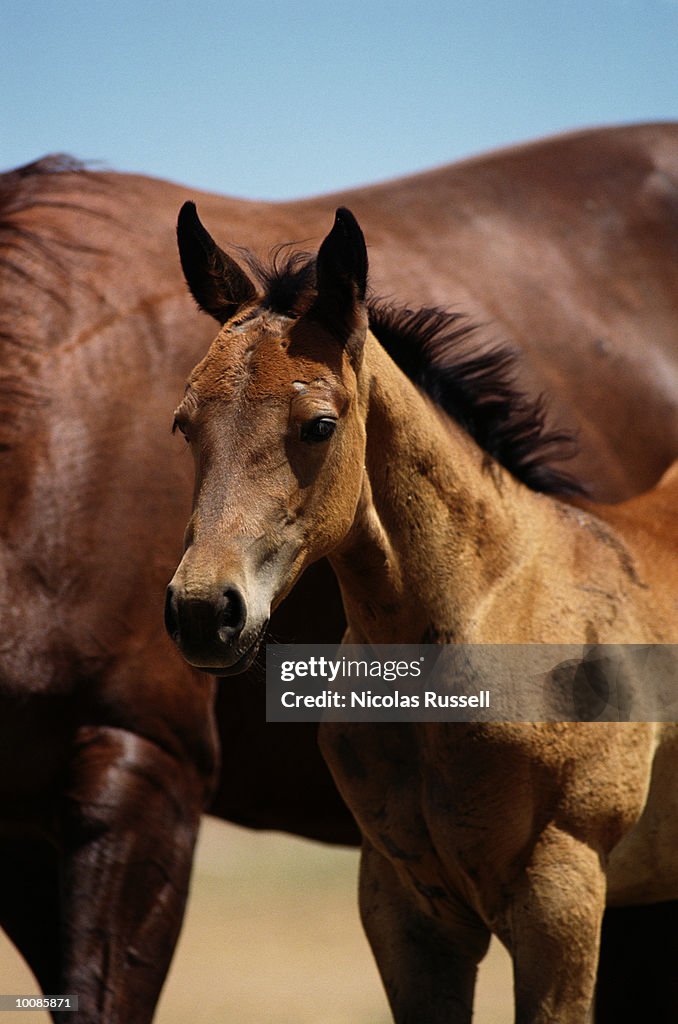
[177,202,257,324]
[306,208,368,357]
[316,207,368,303]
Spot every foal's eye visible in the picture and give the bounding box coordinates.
[300,417,337,444]
[172,418,189,443]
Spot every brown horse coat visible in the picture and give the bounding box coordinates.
[1,123,678,1020]
[170,203,678,1023]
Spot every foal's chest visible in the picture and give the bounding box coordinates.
[321,720,667,921]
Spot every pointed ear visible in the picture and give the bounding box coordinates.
[177,201,258,324]
[306,208,368,357]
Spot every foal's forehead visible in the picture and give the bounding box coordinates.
[187,311,348,402]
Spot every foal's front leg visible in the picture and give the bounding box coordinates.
[59,725,208,1023]
[496,824,607,1024]
[359,839,491,1024]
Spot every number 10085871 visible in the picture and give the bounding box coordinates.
[0,996,78,1011]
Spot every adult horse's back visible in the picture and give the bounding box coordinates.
[0,123,677,1020]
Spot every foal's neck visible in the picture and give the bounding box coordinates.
[330,334,544,644]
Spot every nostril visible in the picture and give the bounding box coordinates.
[164,586,180,642]
[164,582,247,657]
[219,587,246,637]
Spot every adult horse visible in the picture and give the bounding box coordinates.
[0,122,677,1020]
[168,204,678,1023]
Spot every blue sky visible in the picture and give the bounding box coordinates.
[2,0,677,199]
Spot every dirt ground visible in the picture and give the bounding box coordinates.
[0,818,512,1022]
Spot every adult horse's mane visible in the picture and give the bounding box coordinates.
[0,157,91,444]
[230,245,584,496]
[0,157,127,452]
[0,155,109,341]
[0,155,96,280]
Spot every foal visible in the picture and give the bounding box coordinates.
[167,204,678,1023]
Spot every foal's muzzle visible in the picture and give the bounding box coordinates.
[164,582,255,672]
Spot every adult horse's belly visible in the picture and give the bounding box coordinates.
[607,724,678,905]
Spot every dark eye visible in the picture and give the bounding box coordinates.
[300,417,336,444]
[172,418,190,443]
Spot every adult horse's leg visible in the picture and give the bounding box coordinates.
[358,840,491,1024]
[59,725,208,1023]
[595,902,678,1023]
[0,839,61,994]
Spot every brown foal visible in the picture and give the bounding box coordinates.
[168,204,678,1023]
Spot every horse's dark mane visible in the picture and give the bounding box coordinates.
[0,156,112,348]
[376,305,583,495]
[0,156,109,447]
[0,155,106,297]
[0,154,87,203]
[0,154,92,239]
[240,246,584,496]
[238,244,318,317]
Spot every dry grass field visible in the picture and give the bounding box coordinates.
[0,818,512,1022]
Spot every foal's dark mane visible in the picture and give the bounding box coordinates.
[240,246,584,497]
